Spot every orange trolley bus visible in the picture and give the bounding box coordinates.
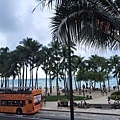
[0,88,42,114]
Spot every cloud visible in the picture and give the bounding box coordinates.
[0,0,52,50]
[0,0,53,78]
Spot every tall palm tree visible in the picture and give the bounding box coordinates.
[48,39,63,96]
[35,0,120,119]
[50,2,120,119]
[76,56,85,94]
[15,45,29,89]
[20,37,42,89]
[41,46,50,96]
[0,47,10,88]
[110,54,120,90]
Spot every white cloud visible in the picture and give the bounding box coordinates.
[0,32,7,47]
[0,0,52,50]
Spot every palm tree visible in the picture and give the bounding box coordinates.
[34,49,43,89]
[15,45,29,89]
[41,46,50,96]
[71,55,79,91]
[110,55,120,90]
[0,47,11,88]
[7,50,21,89]
[102,58,112,92]
[50,2,120,119]
[76,56,85,94]
[35,0,120,119]
[48,39,63,96]
[19,37,42,89]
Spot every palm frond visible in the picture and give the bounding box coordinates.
[50,0,120,50]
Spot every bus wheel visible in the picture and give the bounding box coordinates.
[16,108,22,115]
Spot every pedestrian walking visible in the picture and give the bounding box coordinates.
[108,96,110,104]
[43,97,46,106]
[57,99,61,109]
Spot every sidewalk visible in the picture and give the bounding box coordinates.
[41,92,120,116]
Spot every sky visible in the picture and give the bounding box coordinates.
[0,0,119,78]
[0,0,53,50]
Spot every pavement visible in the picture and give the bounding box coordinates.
[41,90,120,116]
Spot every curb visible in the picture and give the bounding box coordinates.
[41,109,120,116]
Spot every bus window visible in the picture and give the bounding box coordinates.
[1,100,25,107]
[1,100,7,106]
[7,101,12,106]
[34,94,41,105]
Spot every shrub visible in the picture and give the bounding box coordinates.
[110,95,116,100]
[110,91,120,100]
[61,99,68,107]
[61,99,68,102]
[111,91,120,95]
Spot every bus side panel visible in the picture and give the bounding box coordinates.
[24,95,34,114]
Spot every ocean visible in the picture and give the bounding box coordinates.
[0,77,117,89]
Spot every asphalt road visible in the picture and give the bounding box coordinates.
[1,111,120,120]
[0,113,93,120]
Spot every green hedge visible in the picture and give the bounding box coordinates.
[42,95,90,101]
[110,91,120,100]
[61,99,68,102]
[111,91,120,95]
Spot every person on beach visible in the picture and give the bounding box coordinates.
[100,88,103,95]
[108,96,110,104]
[115,95,119,103]
[57,99,61,108]
[43,97,46,106]
[105,88,107,96]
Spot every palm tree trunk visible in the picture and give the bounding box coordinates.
[100,82,102,89]
[67,31,74,120]
[64,75,67,95]
[18,75,20,89]
[20,71,22,89]
[12,79,14,90]
[107,75,110,92]
[56,74,59,96]
[7,78,9,88]
[45,73,48,97]
[1,77,4,87]
[29,66,32,88]
[25,65,28,88]
[35,68,38,89]
[49,74,52,94]
[89,80,92,93]
[94,81,96,88]
[74,74,77,91]
[32,69,34,89]
[78,81,81,95]
[116,76,119,91]
[22,63,25,89]
[4,77,7,88]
